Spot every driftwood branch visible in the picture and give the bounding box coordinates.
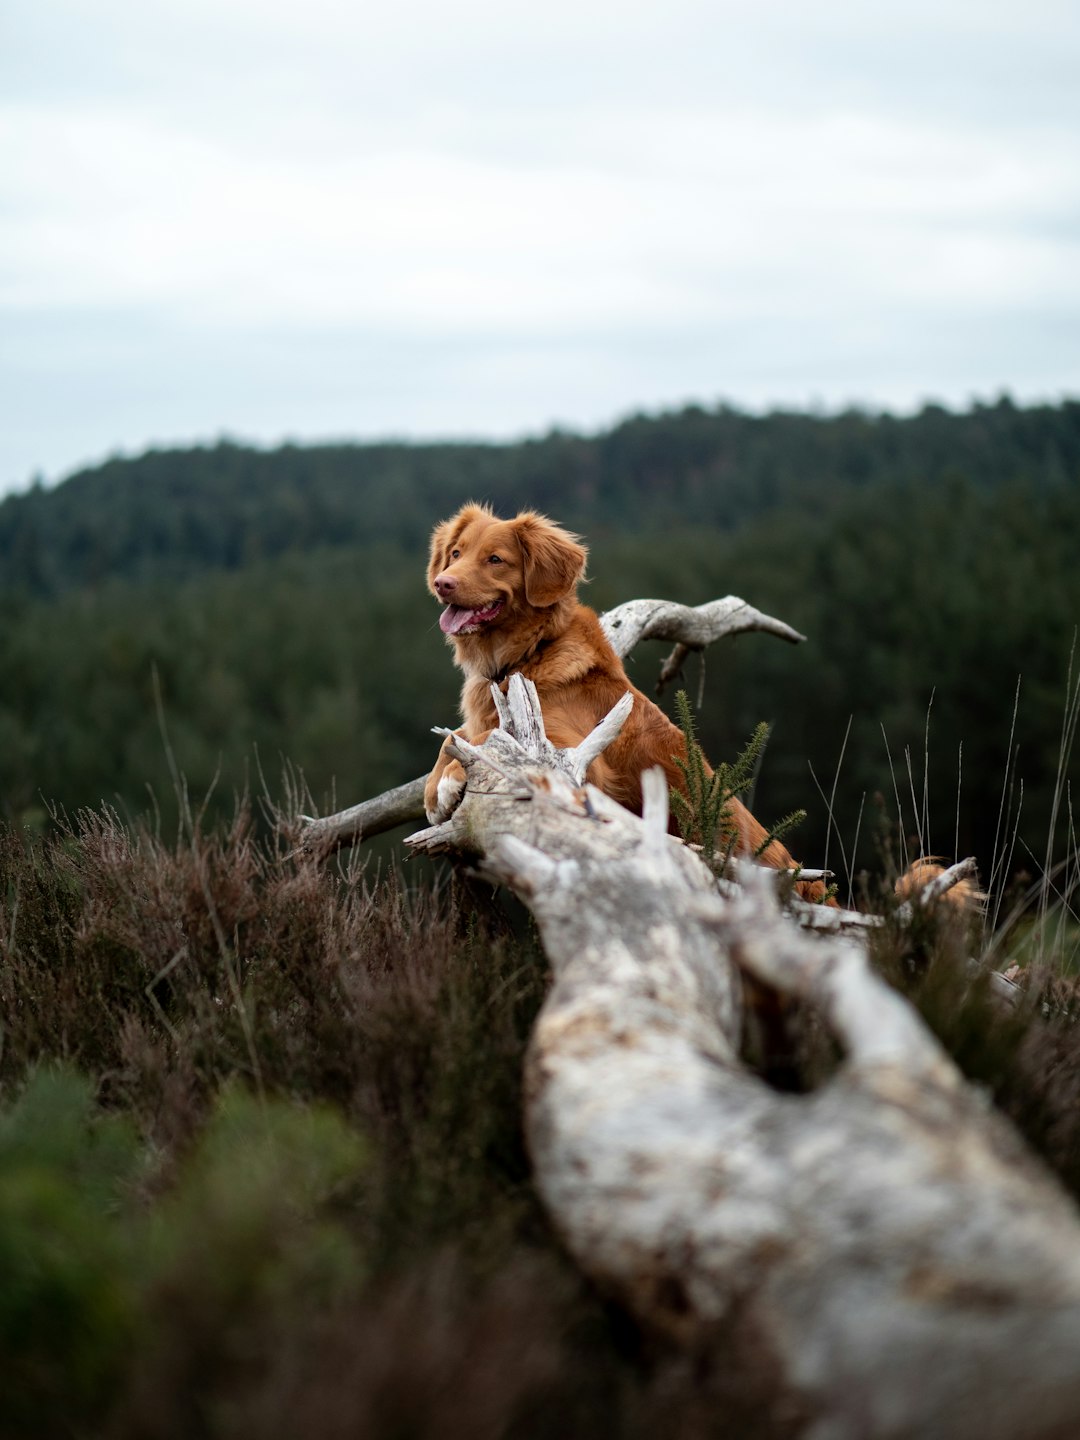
[406,678,1080,1440]
[598,594,805,697]
[288,775,427,859]
[290,592,805,857]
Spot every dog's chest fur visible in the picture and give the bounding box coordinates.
[455,604,614,737]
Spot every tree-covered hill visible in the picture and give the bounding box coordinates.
[2,396,1078,597]
[1,397,1078,895]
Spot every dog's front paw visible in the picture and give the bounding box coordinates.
[425,762,466,824]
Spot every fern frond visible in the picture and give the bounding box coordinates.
[753,808,808,860]
[670,699,806,882]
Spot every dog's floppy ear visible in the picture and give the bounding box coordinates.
[428,517,456,592]
[515,513,587,607]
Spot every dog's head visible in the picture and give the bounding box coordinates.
[428,503,587,637]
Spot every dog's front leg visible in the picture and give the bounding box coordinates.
[424,731,469,824]
[424,723,501,824]
[424,733,466,825]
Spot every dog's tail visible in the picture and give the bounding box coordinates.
[894,856,986,913]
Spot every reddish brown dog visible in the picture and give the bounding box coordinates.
[424,502,808,882]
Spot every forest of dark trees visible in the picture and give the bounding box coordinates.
[2,395,1078,888]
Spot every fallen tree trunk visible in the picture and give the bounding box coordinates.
[289,593,804,857]
[406,677,1080,1440]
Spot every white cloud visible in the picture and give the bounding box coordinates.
[1,0,1078,488]
[5,98,1075,325]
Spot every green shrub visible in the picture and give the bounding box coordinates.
[0,1066,139,1434]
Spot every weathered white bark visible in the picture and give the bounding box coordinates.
[291,592,804,856]
[289,776,427,859]
[406,678,1080,1440]
[597,594,805,695]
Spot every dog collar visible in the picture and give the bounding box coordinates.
[488,634,553,686]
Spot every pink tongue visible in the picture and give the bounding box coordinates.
[440,604,478,635]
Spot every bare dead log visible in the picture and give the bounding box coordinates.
[291,592,804,857]
[406,678,1080,1440]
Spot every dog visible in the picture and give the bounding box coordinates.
[424,502,816,890]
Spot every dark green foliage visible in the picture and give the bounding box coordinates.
[0,1066,368,1440]
[3,397,1078,599]
[2,399,1078,892]
[0,1067,140,1435]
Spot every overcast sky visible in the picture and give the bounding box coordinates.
[2,0,1078,495]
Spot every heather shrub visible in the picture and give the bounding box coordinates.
[3,801,1080,1438]
[0,809,602,1437]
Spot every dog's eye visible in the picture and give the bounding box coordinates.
[487,554,503,565]
[450,549,461,559]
